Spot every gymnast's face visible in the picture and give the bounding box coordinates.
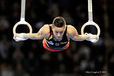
[52,26,65,40]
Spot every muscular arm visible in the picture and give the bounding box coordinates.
[67,25,89,41]
[14,24,49,41]
[25,24,49,40]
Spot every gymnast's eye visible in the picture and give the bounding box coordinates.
[55,31,63,34]
[60,31,63,34]
[55,31,58,33]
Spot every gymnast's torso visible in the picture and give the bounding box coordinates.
[43,25,70,50]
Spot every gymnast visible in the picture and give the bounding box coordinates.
[13,17,99,52]
[13,0,100,52]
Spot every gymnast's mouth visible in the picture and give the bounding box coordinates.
[54,38,62,41]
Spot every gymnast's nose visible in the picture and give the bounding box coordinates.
[57,33,61,38]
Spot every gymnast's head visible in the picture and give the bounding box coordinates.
[52,16,66,27]
[52,16,66,40]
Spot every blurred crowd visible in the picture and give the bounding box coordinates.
[0,0,114,76]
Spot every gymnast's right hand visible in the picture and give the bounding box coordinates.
[13,33,28,42]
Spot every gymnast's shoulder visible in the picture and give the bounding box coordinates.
[67,25,77,31]
[66,25,78,35]
[39,24,50,33]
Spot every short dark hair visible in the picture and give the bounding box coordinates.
[52,17,66,27]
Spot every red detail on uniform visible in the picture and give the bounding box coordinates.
[42,39,70,52]
[51,32,53,35]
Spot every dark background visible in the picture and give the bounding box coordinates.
[0,0,114,76]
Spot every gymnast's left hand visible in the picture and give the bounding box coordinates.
[85,33,99,43]
[13,33,28,42]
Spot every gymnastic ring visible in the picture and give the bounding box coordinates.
[81,21,100,37]
[13,21,32,35]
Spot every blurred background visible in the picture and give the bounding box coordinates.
[0,0,114,76]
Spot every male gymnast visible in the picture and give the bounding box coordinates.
[13,16,98,52]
